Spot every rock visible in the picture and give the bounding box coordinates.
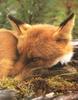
[53,92,78,100]
[0,89,17,100]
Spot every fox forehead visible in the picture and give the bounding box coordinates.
[19,24,69,57]
[25,24,59,40]
[21,24,59,48]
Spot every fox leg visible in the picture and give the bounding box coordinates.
[0,59,13,78]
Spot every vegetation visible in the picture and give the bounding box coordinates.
[0,63,78,99]
[0,0,78,38]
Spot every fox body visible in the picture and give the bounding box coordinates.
[0,14,75,80]
[0,29,18,78]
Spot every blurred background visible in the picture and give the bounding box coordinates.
[0,0,78,38]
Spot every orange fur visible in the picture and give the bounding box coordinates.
[0,29,18,78]
[8,13,75,80]
[14,25,73,80]
[0,14,75,80]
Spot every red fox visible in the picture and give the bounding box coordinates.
[7,13,75,80]
[0,13,75,80]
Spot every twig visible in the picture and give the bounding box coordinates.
[32,92,54,100]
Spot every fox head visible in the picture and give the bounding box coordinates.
[8,14,75,69]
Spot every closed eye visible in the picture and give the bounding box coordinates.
[26,57,42,64]
[31,57,41,62]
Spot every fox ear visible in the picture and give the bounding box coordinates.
[8,15,31,37]
[55,13,75,40]
[60,13,75,33]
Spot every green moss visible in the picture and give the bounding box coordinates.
[0,78,34,97]
[47,76,74,92]
[0,69,78,98]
